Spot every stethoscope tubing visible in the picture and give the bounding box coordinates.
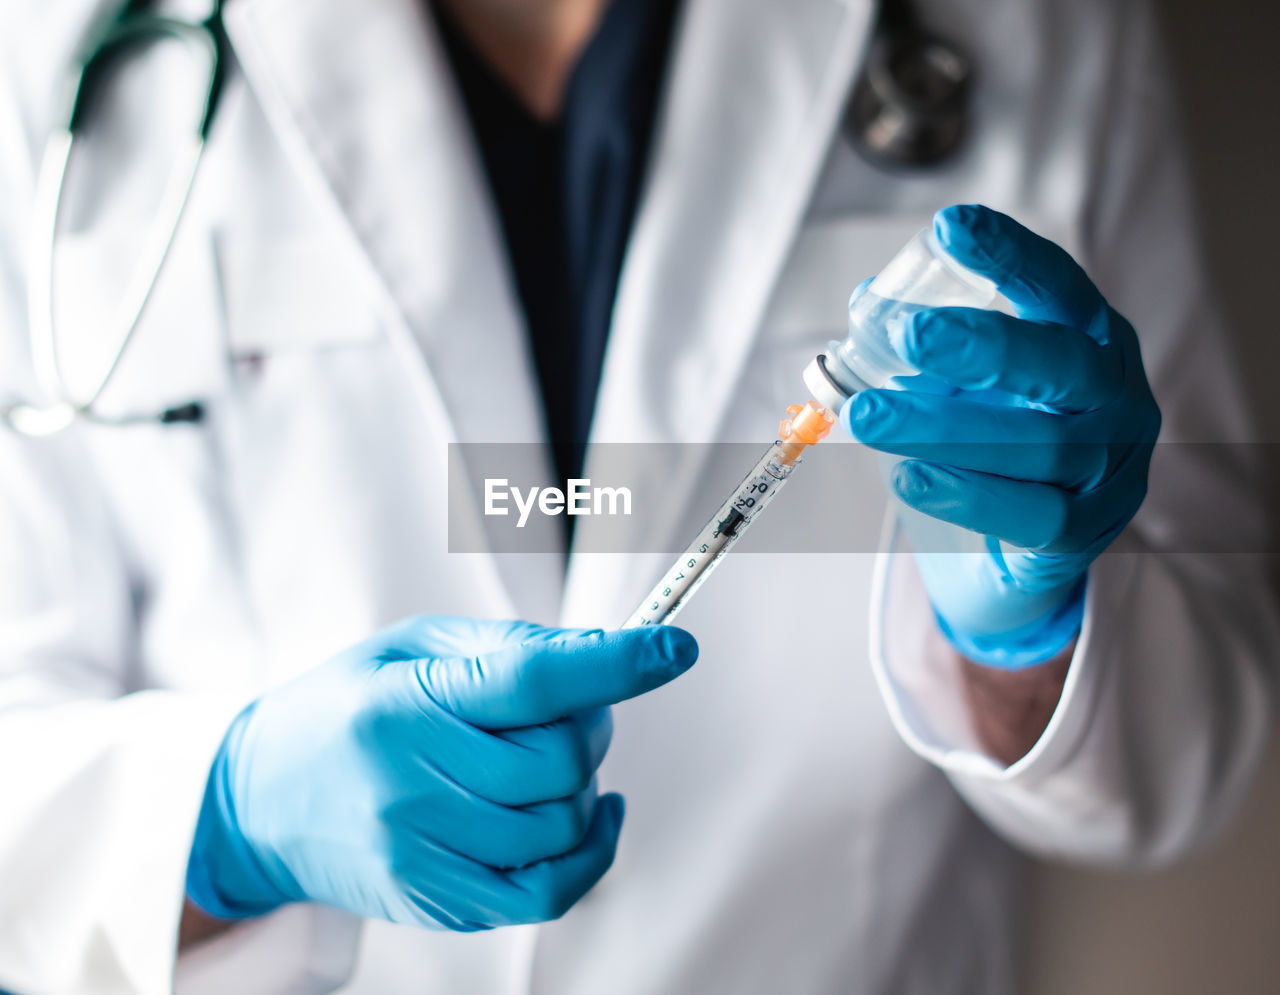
[3,3,224,436]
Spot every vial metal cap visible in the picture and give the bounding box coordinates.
[803,354,851,412]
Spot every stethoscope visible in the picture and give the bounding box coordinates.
[2,0,225,436]
[846,0,972,169]
[1,0,970,438]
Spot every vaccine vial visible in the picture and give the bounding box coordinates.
[802,227,1080,645]
[802,227,1003,407]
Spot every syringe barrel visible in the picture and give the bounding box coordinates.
[621,446,795,628]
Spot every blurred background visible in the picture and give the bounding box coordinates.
[1023,1,1280,991]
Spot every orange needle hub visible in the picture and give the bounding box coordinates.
[776,401,835,464]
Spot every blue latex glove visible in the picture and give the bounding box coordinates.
[842,204,1161,668]
[186,616,697,929]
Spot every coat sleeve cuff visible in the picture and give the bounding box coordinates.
[174,903,362,995]
[869,520,1140,783]
[0,691,240,994]
[0,690,362,995]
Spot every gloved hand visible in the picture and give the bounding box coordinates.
[842,204,1161,668]
[186,616,697,929]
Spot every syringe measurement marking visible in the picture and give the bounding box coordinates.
[636,518,733,622]
[624,458,789,627]
[621,400,835,630]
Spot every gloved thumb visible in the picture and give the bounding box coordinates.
[419,626,698,730]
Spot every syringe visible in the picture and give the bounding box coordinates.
[621,401,834,629]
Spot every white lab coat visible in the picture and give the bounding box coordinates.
[0,0,1273,992]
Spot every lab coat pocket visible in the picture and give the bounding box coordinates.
[50,227,226,417]
[216,234,383,359]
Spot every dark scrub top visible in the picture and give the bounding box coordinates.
[433,0,681,492]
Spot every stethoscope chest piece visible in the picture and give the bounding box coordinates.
[2,402,77,437]
[845,25,972,170]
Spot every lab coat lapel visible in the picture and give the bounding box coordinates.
[562,0,875,623]
[222,0,565,622]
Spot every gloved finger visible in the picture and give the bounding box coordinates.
[933,205,1104,329]
[886,370,959,396]
[895,307,1122,412]
[406,779,600,869]
[377,834,547,932]
[1039,444,1151,556]
[852,277,957,396]
[357,616,579,666]
[501,789,604,868]
[380,839,510,931]
[412,709,611,806]
[890,460,1073,550]
[849,275,874,304]
[843,389,1112,490]
[893,454,1150,557]
[420,627,698,730]
[497,793,625,925]
[363,662,611,804]
[473,709,613,805]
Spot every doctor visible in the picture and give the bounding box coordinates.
[0,0,1274,992]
